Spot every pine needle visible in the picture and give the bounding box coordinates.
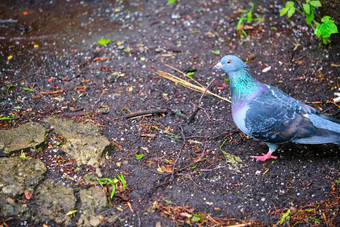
[155,65,231,103]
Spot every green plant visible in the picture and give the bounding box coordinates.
[6,84,15,96]
[315,16,338,44]
[66,210,77,217]
[236,3,264,38]
[0,117,12,120]
[98,38,111,45]
[280,1,338,44]
[167,0,177,5]
[280,210,291,225]
[135,153,144,160]
[19,151,31,160]
[97,173,126,199]
[116,173,126,189]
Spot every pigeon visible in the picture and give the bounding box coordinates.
[213,55,340,161]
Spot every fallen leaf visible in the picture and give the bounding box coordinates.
[160,165,173,173]
[98,38,111,45]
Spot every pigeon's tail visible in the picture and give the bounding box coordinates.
[293,128,340,145]
[306,113,340,134]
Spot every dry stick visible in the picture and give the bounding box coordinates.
[0,71,40,89]
[188,78,215,123]
[199,109,212,160]
[171,125,186,179]
[124,109,171,119]
[155,69,231,103]
[186,130,240,140]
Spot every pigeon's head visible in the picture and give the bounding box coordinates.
[213,55,247,74]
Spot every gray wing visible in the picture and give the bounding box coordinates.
[245,85,340,144]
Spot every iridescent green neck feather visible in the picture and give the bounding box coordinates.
[228,69,260,102]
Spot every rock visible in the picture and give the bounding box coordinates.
[34,179,76,225]
[78,186,107,227]
[0,157,46,197]
[0,122,47,154]
[0,157,46,219]
[83,173,99,184]
[45,118,113,166]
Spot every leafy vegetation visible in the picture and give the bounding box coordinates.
[97,173,126,199]
[66,210,77,217]
[167,0,177,5]
[236,3,264,38]
[315,16,338,44]
[280,210,291,225]
[280,0,338,44]
[98,38,111,45]
[135,153,144,160]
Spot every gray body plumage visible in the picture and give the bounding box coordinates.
[243,83,340,145]
[214,55,340,161]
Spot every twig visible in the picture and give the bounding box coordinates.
[0,71,40,89]
[199,109,212,160]
[0,19,18,23]
[171,125,186,179]
[124,109,172,119]
[187,174,203,190]
[186,130,239,140]
[188,78,215,123]
[1,34,57,41]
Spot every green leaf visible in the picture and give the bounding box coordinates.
[280,210,290,224]
[280,7,288,16]
[98,39,111,45]
[110,184,116,198]
[162,197,172,204]
[237,17,245,30]
[97,178,110,184]
[135,154,144,160]
[303,3,310,14]
[287,6,295,18]
[211,50,220,55]
[310,1,321,7]
[123,48,131,53]
[117,173,126,189]
[66,210,77,216]
[246,3,256,22]
[315,16,339,40]
[0,117,12,120]
[187,72,195,76]
[192,214,202,222]
[167,0,177,5]
[280,1,295,17]
[305,6,315,25]
[23,87,34,92]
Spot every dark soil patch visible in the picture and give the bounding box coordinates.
[0,0,339,226]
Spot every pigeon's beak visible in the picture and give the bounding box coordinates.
[213,62,222,70]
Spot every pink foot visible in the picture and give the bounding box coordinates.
[251,152,277,161]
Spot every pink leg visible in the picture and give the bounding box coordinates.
[251,152,277,161]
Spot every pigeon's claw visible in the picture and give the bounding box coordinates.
[251,152,277,161]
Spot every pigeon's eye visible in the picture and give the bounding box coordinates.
[227,60,231,64]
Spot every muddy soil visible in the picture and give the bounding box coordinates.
[0,0,339,226]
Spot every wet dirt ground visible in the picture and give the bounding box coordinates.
[0,0,339,226]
